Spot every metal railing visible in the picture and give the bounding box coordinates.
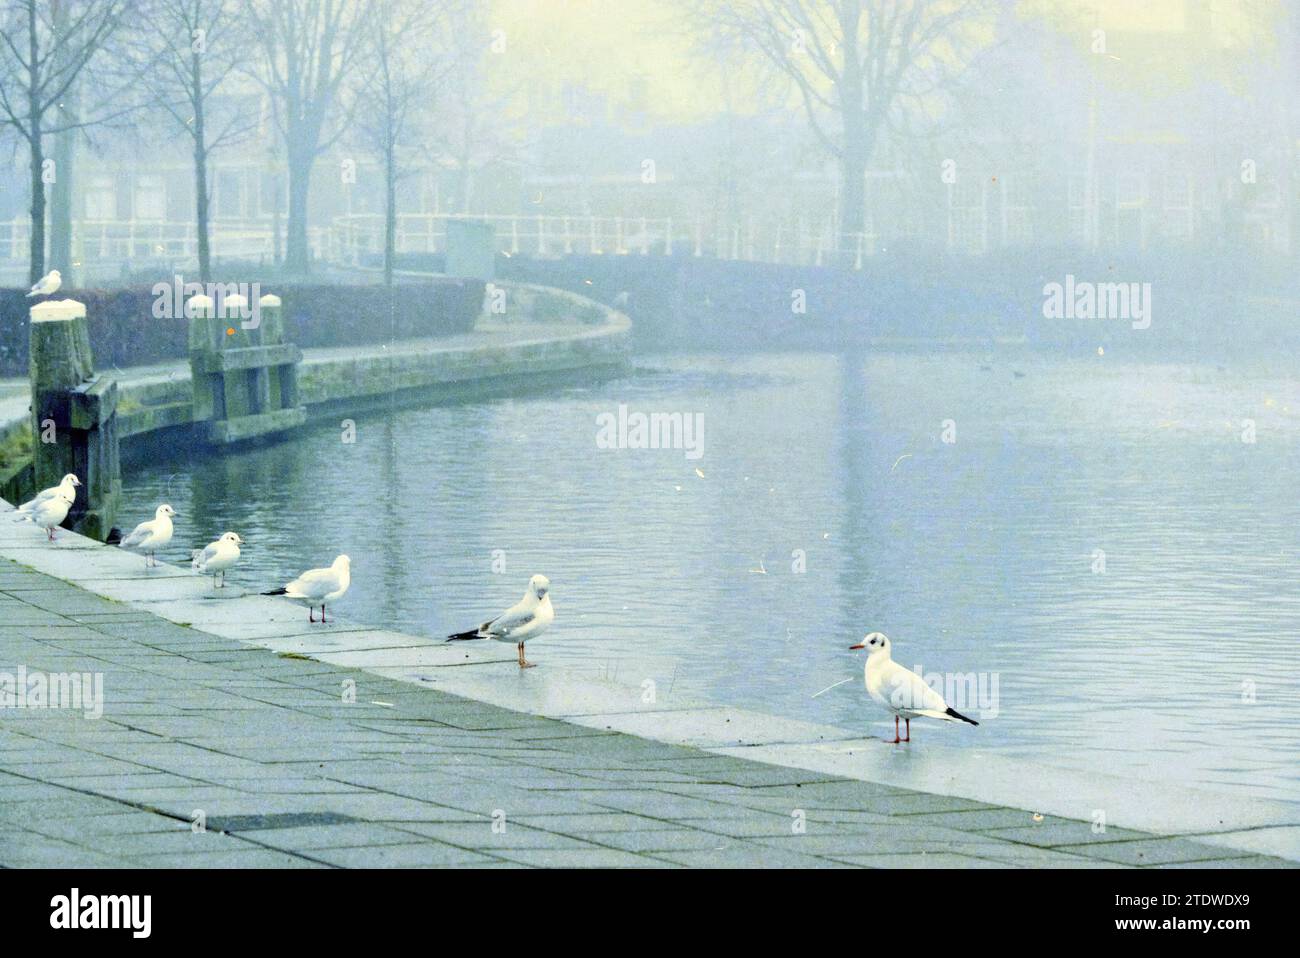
[0,217,328,284]
[328,213,879,269]
[0,212,880,283]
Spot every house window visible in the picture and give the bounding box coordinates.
[134,175,166,220]
[1001,175,1033,245]
[1067,173,1089,244]
[1115,172,1146,249]
[258,171,283,217]
[85,175,116,219]
[1117,172,1145,207]
[948,177,986,253]
[1163,172,1193,241]
[215,169,246,219]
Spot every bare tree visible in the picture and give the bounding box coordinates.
[354,0,457,285]
[0,0,129,284]
[134,0,254,283]
[434,4,518,215]
[685,0,996,259]
[243,0,373,275]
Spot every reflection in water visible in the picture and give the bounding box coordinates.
[122,352,1300,803]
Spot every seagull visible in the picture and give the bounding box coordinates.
[13,473,80,517]
[26,269,61,298]
[447,574,553,668]
[849,632,978,743]
[191,532,243,588]
[19,489,75,541]
[119,504,177,567]
[263,555,351,623]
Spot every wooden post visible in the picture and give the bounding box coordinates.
[29,299,120,541]
[258,294,300,413]
[188,289,305,445]
[187,294,222,422]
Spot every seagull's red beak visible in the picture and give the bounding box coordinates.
[849,643,864,650]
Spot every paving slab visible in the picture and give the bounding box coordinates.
[0,546,1296,868]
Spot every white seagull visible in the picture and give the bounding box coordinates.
[13,472,80,517]
[118,504,177,567]
[27,269,61,298]
[20,489,75,541]
[447,574,553,668]
[191,532,243,588]
[263,555,351,623]
[850,632,979,744]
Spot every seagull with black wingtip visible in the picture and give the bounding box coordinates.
[850,632,979,744]
[447,574,553,668]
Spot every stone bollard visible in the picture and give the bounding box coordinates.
[29,299,121,541]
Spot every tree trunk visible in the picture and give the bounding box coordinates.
[284,147,313,274]
[839,152,867,265]
[195,144,211,284]
[191,50,211,283]
[384,145,396,286]
[29,135,46,286]
[50,84,77,281]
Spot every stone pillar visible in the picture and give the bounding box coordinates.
[29,299,120,540]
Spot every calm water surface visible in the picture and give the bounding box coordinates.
[122,351,1300,803]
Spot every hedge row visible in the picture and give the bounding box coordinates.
[0,278,485,378]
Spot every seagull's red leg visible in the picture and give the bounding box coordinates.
[308,607,316,623]
[903,719,911,743]
[886,715,901,744]
[321,605,327,623]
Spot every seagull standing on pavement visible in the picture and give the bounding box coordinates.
[21,489,75,541]
[447,574,553,668]
[192,532,243,588]
[119,504,177,567]
[13,473,80,517]
[263,555,351,623]
[26,269,61,298]
[850,632,979,743]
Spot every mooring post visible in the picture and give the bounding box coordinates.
[187,290,304,444]
[187,294,222,422]
[29,299,121,540]
[257,294,300,413]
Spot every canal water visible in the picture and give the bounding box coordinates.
[122,351,1300,803]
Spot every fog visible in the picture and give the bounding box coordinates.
[2,0,1299,868]
[0,0,1292,333]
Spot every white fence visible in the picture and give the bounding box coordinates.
[328,213,878,269]
[0,213,879,284]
